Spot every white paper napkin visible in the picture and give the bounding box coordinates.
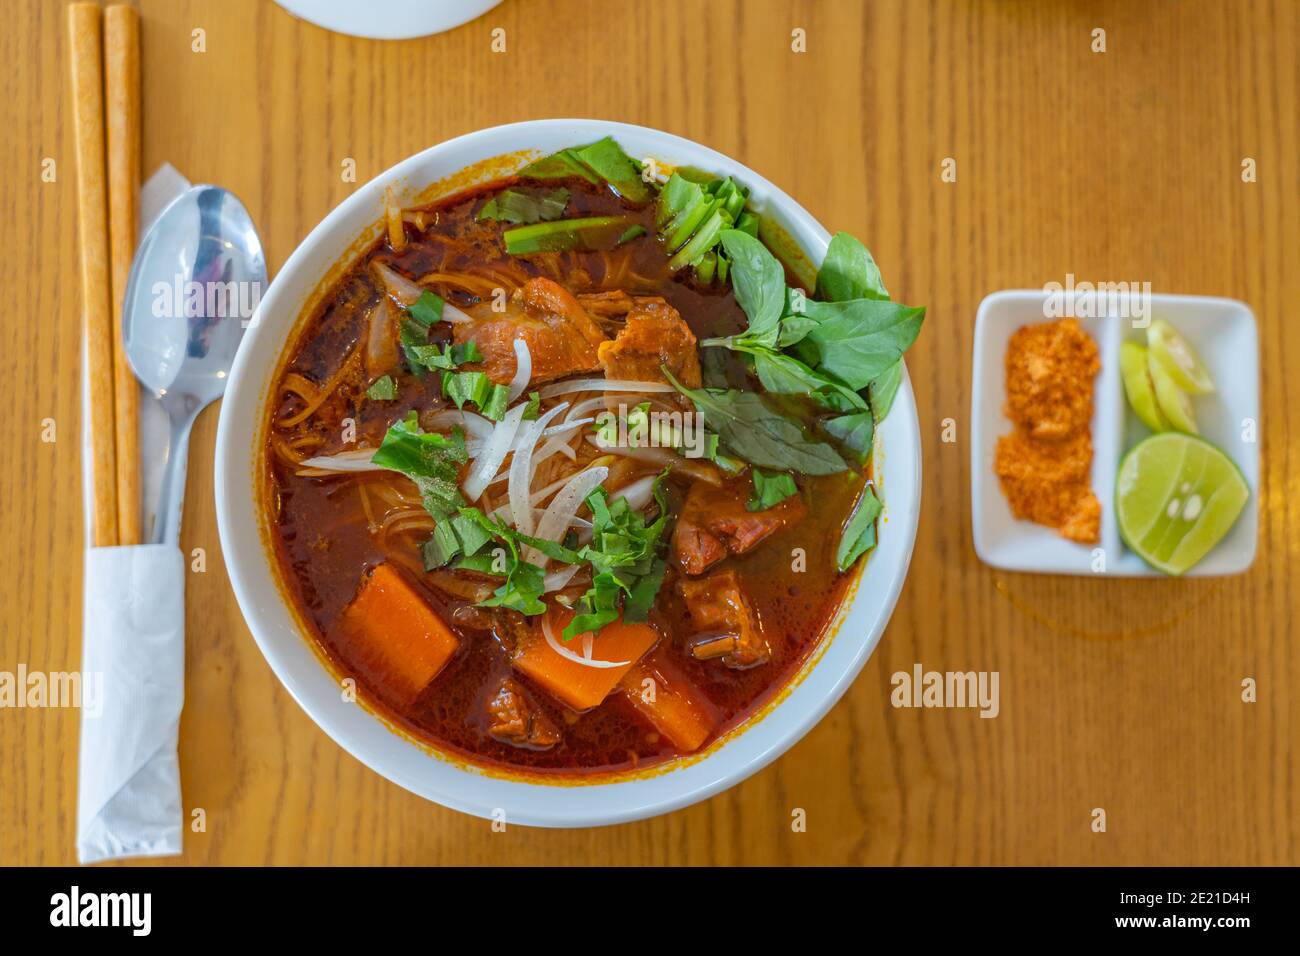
[77,545,185,863]
[76,164,193,864]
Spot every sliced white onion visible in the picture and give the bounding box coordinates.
[538,378,676,399]
[426,408,494,444]
[491,505,591,531]
[463,403,527,501]
[507,338,532,401]
[443,302,474,325]
[372,261,422,306]
[296,449,380,474]
[611,474,657,512]
[492,467,597,523]
[543,417,591,437]
[524,466,608,566]
[543,565,582,593]
[541,612,629,669]
[507,402,570,534]
[584,435,722,485]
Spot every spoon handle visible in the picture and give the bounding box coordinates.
[154,411,195,546]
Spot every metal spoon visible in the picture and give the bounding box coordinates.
[122,185,266,544]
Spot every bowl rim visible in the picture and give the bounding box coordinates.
[214,118,922,827]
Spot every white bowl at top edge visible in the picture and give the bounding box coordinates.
[214,119,922,828]
[273,0,502,40]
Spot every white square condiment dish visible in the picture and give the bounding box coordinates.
[971,290,1258,577]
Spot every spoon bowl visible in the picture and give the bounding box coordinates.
[122,185,265,543]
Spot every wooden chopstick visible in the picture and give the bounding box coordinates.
[104,4,142,544]
[68,2,118,547]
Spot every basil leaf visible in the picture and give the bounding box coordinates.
[868,360,904,422]
[720,229,785,340]
[776,313,817,348]
[801,299,926,390]
[751,350,868,413]
[823,411,874,466]
[477,188,569,224]
[408,290,444,328]
[664,368,848,476]
[365,375,396,400]
[747,469,798,512]
[816,232,889,303]
[836,485,883,571]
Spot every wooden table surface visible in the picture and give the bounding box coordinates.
[2,0,1296,866]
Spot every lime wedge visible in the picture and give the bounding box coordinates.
[1148,357,1197,434]
[1120,341,1171,431]
[1148,319,1214,394]
[1116,433,1248,574]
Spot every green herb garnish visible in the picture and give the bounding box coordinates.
[407,290,445,328]
[442,370,510,421]
[836,484,883,572]
[663,368,848,476]
[747,469,798,512]
[365,375,397,400]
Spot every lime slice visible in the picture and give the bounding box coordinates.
[1119,341,1171,432]
[1148,319,1214,394]
[1116,433,1248,574]
[1148,357,1197,434]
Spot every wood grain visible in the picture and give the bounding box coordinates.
[1,0,1296,866]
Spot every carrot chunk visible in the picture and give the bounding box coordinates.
[339,563,459,704]
[619,652,720,752]
[513,608,659,711]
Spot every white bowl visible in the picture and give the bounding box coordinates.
[214,119,922,827]
[273,0,502,40]
[971,289,1258,576]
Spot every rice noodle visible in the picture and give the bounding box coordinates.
[463,403,527,501]
[507,403,570,534]
[541,612,629,669]
[524,466,608,566]
[507,338,531,401]
[275,340,362,429]
[538,378,676,399]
